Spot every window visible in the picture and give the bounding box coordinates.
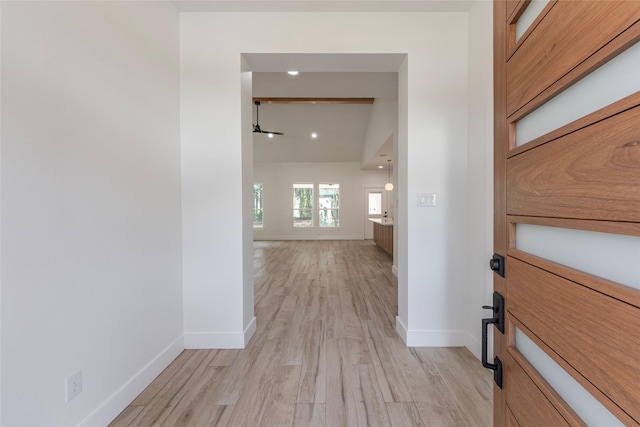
[253,183,263,228]
[319,183,339,227]
[293,183,313,227]
[368,192,382,215]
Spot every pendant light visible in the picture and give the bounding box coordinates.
[385,159,394,191]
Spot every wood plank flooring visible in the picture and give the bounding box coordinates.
[110,240,492,426]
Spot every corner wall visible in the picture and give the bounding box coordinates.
[1,2,183,425]
[465,0,495,359]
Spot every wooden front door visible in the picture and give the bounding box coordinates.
[492,1,640,426]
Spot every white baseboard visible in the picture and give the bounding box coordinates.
[395,318,469,348]
[244,317,257,346]
[392,264,398,277]
[404,329,468,347]
[253,235,363,241]
[395,316,408,344]
[464,330,482,361]
[78,335,184,427]
[184,319,256,349]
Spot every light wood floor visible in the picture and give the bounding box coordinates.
[110,240,492,426]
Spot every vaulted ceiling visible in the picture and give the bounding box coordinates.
[252,72,397,168]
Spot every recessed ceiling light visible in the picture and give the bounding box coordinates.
[268,133,274,138]
[287,71,299,76]
[378,165,383,169]
[311,132,317,138]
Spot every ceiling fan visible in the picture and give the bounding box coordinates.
[253,101,284,136]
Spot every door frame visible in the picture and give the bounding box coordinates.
[363,186,386,239]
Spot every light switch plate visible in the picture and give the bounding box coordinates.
[417,193,436,207]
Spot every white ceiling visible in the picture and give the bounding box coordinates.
[174,0,475,12]
[252,103,372,162]
[252,72,397,168]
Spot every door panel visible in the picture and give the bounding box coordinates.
[493,1,640,426]
[515,45,640,147]
[506,407,520,427]
[506,1,640,115]
[508,257,640,423]
[507,105,640,222]
[513,325,626,426]
[508,0,554,56]
[514,222,640,290]
[505,0,520,24]
[505,351,580,427]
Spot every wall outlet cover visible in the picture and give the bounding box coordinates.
[65,370,83,402]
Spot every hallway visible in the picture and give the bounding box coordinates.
[110,241,492,426]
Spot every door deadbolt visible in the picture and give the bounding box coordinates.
[489,253,505,278]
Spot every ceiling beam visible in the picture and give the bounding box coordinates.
[252,97,375,104]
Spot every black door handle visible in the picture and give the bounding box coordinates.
[482,316,498,370]
[481,292,505,388]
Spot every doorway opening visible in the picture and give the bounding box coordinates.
[242,53,408,345]
[364,187,385,240]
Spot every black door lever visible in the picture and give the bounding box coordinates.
[482,291,504,333]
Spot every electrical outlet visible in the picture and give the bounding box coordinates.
[65,370,83,402]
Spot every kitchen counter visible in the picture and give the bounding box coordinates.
[369,218,393,256]
[369,218,393,226]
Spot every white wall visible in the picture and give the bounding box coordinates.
[1,2,182,426]
[466,0,494,358]
[0,3,496,425]
[241,66,256,340]
[181,11,470,348]
[0,3,4,423]
[253,162,388,240]
[361,96,398,168]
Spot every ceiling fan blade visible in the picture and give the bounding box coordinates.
[253,101,284,135]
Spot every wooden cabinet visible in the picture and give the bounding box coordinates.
[371,219,393,256]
